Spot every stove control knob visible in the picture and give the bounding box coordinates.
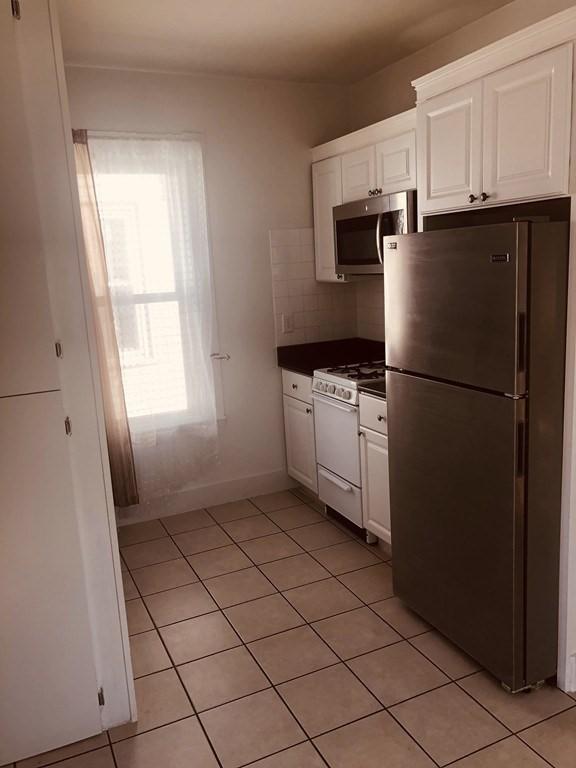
[327,384,336,394]
[335,387,344,398]
[316,381,325,392]
[343,390,352,400]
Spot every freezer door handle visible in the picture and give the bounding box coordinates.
[318,468,353,493]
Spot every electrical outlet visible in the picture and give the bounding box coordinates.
[281,313,294,334]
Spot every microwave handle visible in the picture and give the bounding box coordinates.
[376,212,384,265]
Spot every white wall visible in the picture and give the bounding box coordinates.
[348,0,576,129]
[270,227,357,346]
[65,66,348,517]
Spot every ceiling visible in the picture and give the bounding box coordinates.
[57,0,514,84]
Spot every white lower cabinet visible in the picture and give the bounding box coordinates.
[283,393,318,492]
[360,426,391,544]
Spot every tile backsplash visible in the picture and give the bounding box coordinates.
[270,228,385,346]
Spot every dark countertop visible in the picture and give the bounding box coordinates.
[277,338,386,377]
[358,379,387,399]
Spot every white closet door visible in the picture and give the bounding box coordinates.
[0,392,101,764]
[0,5,59,398]
[482,44,572,204]
[417,81,483,213]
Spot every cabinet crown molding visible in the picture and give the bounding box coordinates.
[412,6,576,102]
[311,108,415,163]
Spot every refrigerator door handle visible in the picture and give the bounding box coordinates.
[517,421,526,477]
[517,312,527,373]
[376,212,384,265]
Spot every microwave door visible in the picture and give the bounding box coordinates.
[335,213,382,274]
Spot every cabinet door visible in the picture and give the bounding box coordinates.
[341,146,376,202]
[360,427,391,543]
[376,131,417,194]
[0,5,59,398]
[482,45,572,204]
[417,81,483,213]
[283,395,317,492]
[312,157,344,283]
[0,392,101,763]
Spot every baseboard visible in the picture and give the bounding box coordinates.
[116,469,295,525]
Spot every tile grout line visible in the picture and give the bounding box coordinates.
[119,499,571,768]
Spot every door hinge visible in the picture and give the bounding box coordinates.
[11,0,21,19]
[97,687,105,706]
[55,341,63,359]
[64,416,72,436]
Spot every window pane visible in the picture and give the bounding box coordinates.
[116,301,188,418]
[96,173,176,295]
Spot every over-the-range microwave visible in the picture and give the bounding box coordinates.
[333,190,416,275]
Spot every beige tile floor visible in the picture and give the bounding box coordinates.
[11,489,576,768]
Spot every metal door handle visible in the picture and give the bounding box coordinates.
[306,407,312,414]
[318,469,353,492]
[377,414,385,421]
[468,194,478,203]
[480,192,490,202]
[211,353,230,360]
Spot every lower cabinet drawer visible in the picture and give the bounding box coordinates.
[282,370,312,404]
[359,394,387,434]
[317,466,362,528]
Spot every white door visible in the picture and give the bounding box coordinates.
[283,395,318,492]
[375,131,417,194]
[417,80,483,213]
[341,146,376,202]
[0,5,60,398]
[312,156,344,283]
[360,427,391,543]
[0,392,101,764]
[482,44,572,204]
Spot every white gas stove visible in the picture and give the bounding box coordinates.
[312,361,386,405]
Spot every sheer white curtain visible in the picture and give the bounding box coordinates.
[89,134,218,501]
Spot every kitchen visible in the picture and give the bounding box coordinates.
[3,2,576,768]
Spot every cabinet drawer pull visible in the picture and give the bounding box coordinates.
[306,407,312,414]
[377,414,386,422]
[468,194,478,203]
[480,192,490,202]
[292,383,298,389]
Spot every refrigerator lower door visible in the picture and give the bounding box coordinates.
[384,222,528,395]
[387,370,526,690]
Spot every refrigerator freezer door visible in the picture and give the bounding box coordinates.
[384,223,528,395]
[387,370,526,690]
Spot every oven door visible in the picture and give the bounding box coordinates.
[313,392,360,487]
[334,191,416,275]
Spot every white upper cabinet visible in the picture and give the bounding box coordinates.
[417,81,483,213]
[312,109,416,281]
[482,45,572,204]
[417,44,572,214]
[341,146,376,202]
[0,7,60,398]
[376,130,417,195]
[312,156,344,283]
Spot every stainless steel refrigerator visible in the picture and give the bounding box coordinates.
[383,221,568,692]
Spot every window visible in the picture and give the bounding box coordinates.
[89,134,219,431]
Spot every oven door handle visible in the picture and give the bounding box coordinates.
[376,212,384,265]
[312,393,357,413]
[318,468,353,493]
